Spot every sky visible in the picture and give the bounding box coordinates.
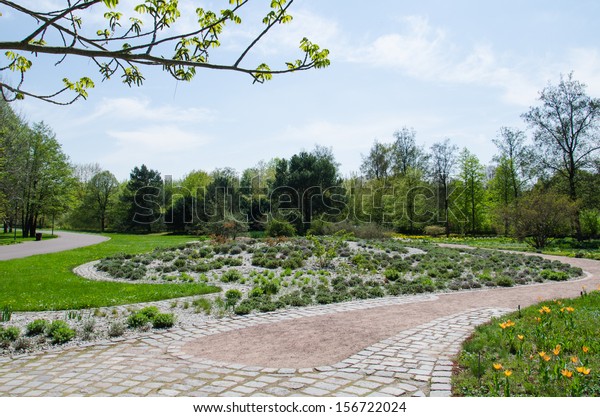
[2,0,600,181]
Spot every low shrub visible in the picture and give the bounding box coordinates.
[47,321,76,344]
[152,313,175,329]
[384,268,403,282]
[266,219,296,237]
[12,337,33,352]
[225,289,243,308]
[234,303,253,315]
[221,269,243,283]
[0,326,21,346]
[107,321,125,337]
[26,319,49,336]
[540,269,569,281]
[495,276,514,287]
[126,311,151,328]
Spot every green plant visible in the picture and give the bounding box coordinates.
[81,319,96,340]
[221,269,243,283]
[126,312,148,328]
[152,313,175,329]
[193,298,213,314]
[107,321,125,337]
[266,219,296,237]
[225,289,243,308]
[47,320,76,344]
[0,326,21,345]
[0,306,11,322]
[12,337,33,352]
[26,319,49,336]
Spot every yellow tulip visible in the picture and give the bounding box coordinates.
[561,369,573,378]
[493,363,503,370]
[543,355,551,362]
[538,351,546,358]
[576,367,591,375]
[552,345,561,356]
[583,346,590,354]
[517,334,524,341]
[571,356,579,364]
[504,370,512,377]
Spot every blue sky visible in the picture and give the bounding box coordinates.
[2,0,600,180]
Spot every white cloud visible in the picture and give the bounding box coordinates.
[79,96,215,125]
[343,16,541,106]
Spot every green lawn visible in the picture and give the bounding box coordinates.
[0,233,219,311]
[0,232,58,246]
[402,234,600,260]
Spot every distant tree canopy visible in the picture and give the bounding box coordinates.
[0,0,330,104]
[3,73,600,247]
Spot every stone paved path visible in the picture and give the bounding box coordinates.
[1,250,598,397]
[0,303,508,397]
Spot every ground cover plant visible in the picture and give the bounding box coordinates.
[0,233,220,311]
[0,305,176,355]
[88,236,583,317]
[453,290,600,396]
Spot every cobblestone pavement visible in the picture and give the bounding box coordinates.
[0,294,509,397]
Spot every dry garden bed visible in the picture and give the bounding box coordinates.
[87,236,583,316]
[1,236,584,357]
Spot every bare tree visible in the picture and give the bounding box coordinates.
[430,138,458,236]
[360,140,392,181]
[522,73,600,238]
[392,127,427,176]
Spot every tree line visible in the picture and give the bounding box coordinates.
[1,73,599,247]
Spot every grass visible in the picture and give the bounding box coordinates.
[0,232,59,246]
[0,233,220,311]
[396,233,600,259]
[453,290,600,396]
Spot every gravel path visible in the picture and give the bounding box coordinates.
[0,231,109,260]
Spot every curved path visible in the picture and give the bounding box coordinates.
[0,250,598,397]
[0,231,109,260]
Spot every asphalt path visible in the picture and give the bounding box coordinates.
[0,231,109,260]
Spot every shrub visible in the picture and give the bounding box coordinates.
[221,269,243,283]
[316,291,334,305]
[152,313,176,329]
[12,337,33,352]
[225,289,243,308]
[539,269,569,281]
[127,311,151,328]
[47,321,75,344]
[424,225,446,236]
[81,319,96,340]
[0,326,21,344]
[266,219,296,237]
[249,287,264,298]
[138,306,160,319]
[234,303,253,315]
[384,268,403,282]
[26,319,49,336]
[261,281,280,296]
[496,276,514,287]
[107,321,125,337]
